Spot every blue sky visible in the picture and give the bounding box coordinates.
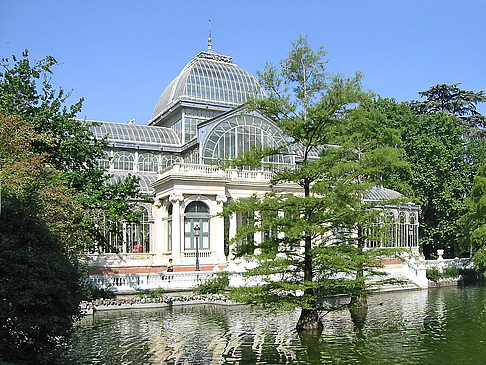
[1,1,485,124]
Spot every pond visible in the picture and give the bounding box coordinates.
[69,285,486,364]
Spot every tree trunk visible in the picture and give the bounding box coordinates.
[296,308,323,331]
[296,179,322,332]
[349,294,368,329]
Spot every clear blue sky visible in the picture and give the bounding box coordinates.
[1,0,485,124]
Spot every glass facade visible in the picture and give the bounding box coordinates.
[113,151,134,171]
[102,206,152,254]
[138,152,158,172]
[202,114,291,166]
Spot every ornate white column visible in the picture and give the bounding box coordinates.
[169,193,184,262]
[214,194,228,262]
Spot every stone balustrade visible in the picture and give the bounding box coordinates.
[159,163,274,181]
[89,271,215,293]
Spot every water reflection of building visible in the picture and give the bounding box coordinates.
[85,43,420,274]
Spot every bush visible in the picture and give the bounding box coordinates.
[139,288,165,299]
[196,272,230,294]
[81,280,115,301]
[426,267,442,282]
[442,266,460,278]
[427,265,461,282]
[0,197,82,364]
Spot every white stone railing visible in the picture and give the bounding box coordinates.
[182,251,212,258]
[159,163,274,181]
[89,271,215,292]
[403,257,472,288]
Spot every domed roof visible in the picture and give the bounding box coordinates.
[152,50,265,120]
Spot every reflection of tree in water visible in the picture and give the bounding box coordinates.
[71,288,486,364]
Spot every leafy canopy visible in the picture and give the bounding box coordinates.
[223,37,407,327]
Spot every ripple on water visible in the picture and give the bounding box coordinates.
[69,285,486,364]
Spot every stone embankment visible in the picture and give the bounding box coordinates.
[80,294,233,315]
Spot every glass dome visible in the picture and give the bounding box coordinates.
[152,50,265,120]
[89,120,180,146]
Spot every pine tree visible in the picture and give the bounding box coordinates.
[223,36,407,330]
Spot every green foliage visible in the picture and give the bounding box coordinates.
[412,83,486,138]
[361,97,486,258]
[224,36,407,324]
[0,51,148,253]
[139,288,166,299]
[196,272,230,294]
[0,196,82,364]
[426,266,460,282]
[426,267,442,282]
[81,280,115,301]
[460,163,486,271]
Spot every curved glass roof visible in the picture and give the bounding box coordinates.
[152,50,265,120]
[89,120,180,146]
[202,113,291,165]
[106,172,157,194]
[364,186,406,202]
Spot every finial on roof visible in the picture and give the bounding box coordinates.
[208,18,212,50]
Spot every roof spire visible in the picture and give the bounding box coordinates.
[208,18,212,50]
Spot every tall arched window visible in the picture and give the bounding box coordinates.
[167,204,173,252]
[138,152,158,172]
[184,201,210,251]
[113,151,134,171]
[409,213,418,247]
[398,212,407,247]
[202,115,292,168]
[102,206,151,253]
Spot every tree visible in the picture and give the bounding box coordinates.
[459,163,486,271]
[223,37,406,330]
[0,51,146,253]
[412,83,486,139]
[0,114,82,364]
[364,96,486,258]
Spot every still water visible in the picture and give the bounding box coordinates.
[69,285,486,364]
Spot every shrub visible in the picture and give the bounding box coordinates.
[196,272,230,294]
[427,265,461,282]
[426,267,442,282]
[139,288,165,299]
[442,266,460,279]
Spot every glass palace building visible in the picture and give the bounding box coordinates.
[86,48,420,273]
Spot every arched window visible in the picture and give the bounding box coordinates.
[167,204,173,252]
[113,151,134,171]
[202,115,292,168]
[409,213,418,247]
[160,155,182,170]
[184,201,210,251]
[138,152,158,172]
[98,151,111,170]
[398,212,407,248]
